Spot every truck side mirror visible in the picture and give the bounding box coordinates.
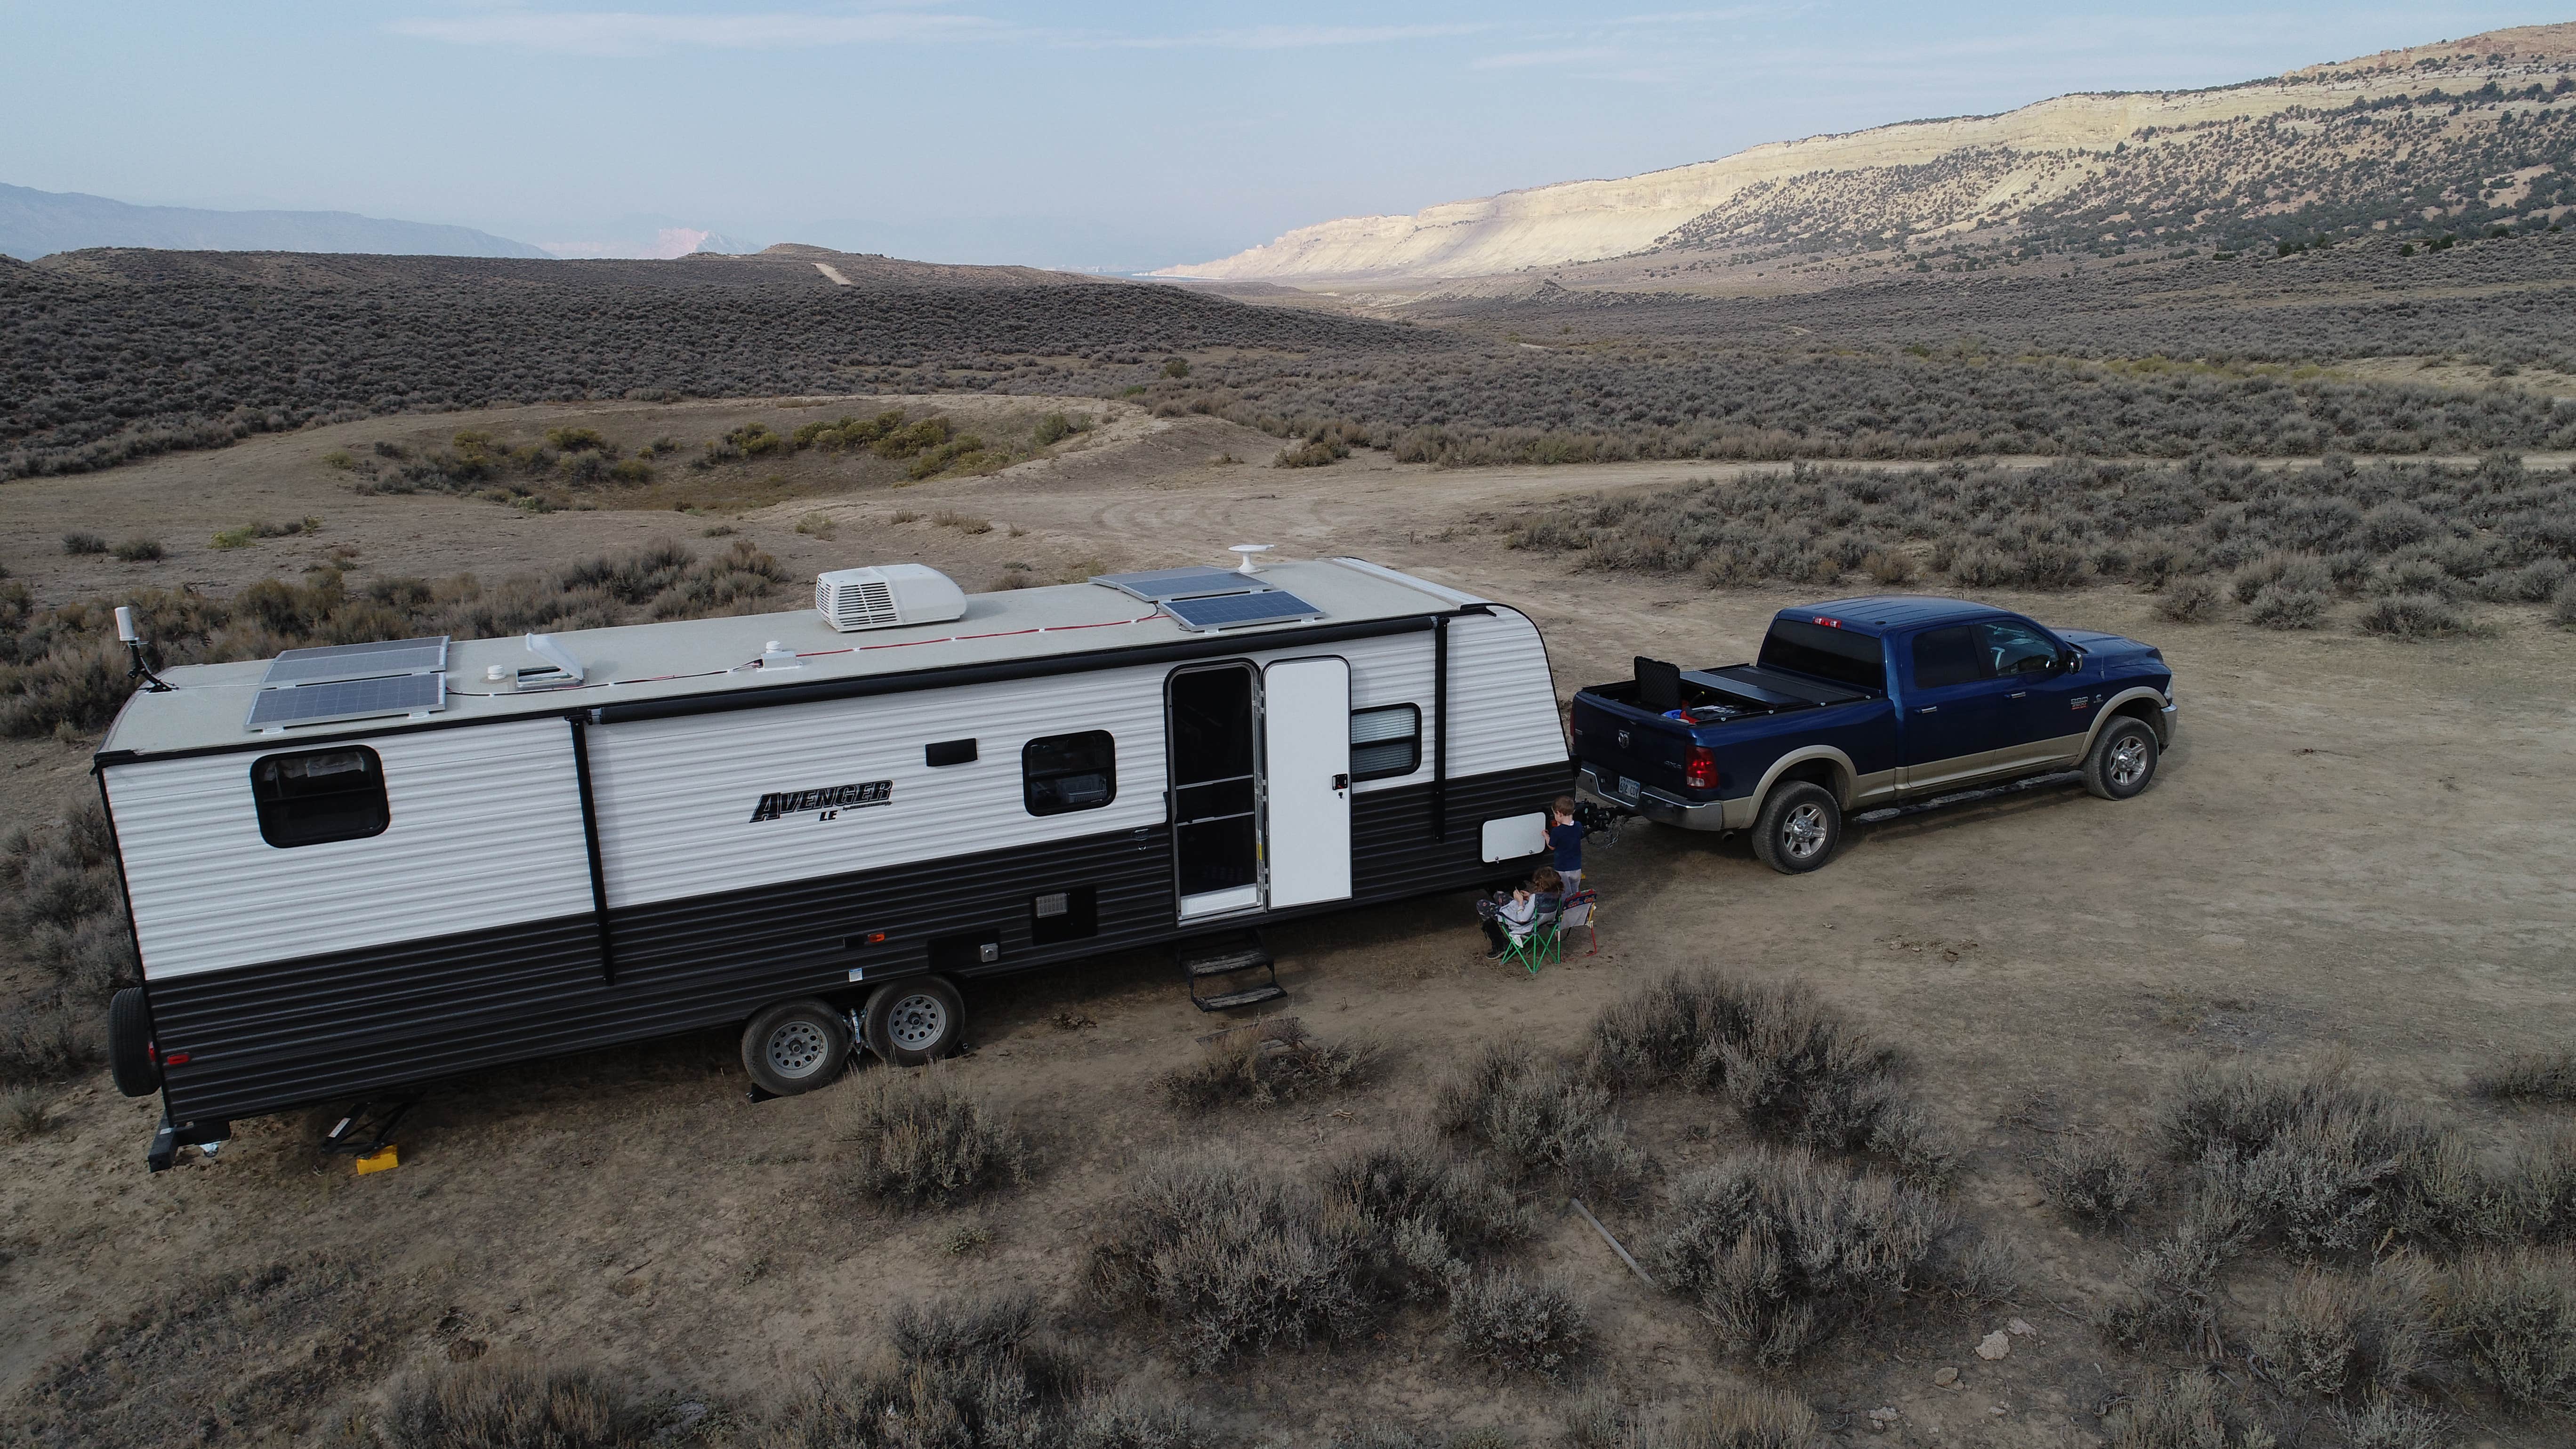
[2058,651,2081,674]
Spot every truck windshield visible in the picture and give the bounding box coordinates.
[1759,619,1886,692]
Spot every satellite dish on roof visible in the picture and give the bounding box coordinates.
[1229,544,1273,575]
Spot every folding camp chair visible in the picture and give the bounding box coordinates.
[1505,894,1562,975]
[1553,890,1599,958]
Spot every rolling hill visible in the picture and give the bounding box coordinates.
[0,182,548,261]
[1161,22,2576,284]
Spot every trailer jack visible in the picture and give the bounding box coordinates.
[145,1111,232,1172]
[323,1099,416,1161]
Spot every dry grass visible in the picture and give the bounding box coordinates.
[1159,1021,1371,1112]
[2438,1248,2576,1411]
[1586,972,1952,1185]
[2250,1261,2435,1402]
[1642,1146,1948,1366]
[1444,1270,1592,1381]
[383,1363,651,1449]
[1565,1387,1827,1449]
[2033,1135,2155,1226]
[2103,1371,2277,1449]
[1436,1044,1647,1203]
[2473,1051,2576,1103]
[4,1085,54,1140]
[833,1068,1029,1212]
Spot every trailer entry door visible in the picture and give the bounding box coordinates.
[1169,664,1264,920]
[1262,657,1353,910]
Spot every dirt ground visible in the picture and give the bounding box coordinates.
[2,401,2572,1446]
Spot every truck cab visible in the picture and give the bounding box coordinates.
[1571,596,2177,872]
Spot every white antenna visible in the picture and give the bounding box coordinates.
[115,606,139,644]
[1229,544,1273,575]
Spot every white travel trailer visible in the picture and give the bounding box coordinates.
[93,555,1569,1167]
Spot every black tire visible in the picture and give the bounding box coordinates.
[1751,781,1842,875]
[108,986,159,1097]
[740,998,852,1096]
[2082,717,2159,801]
[862,977,965,1068]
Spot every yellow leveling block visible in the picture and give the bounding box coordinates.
[354,1145,400,1175]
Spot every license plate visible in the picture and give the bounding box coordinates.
[1617,776,1640,800]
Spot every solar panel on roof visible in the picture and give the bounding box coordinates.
[1089,567,1270,603]
[259,636,450,688]
[1161,590,1324,633]
[246,673,446,731]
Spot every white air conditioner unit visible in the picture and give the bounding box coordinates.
[814,564,968,633]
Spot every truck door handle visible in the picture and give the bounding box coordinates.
[1916,706,1938,714]
[2007,691,2028,699]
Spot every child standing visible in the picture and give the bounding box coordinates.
[1546,795,1586,897]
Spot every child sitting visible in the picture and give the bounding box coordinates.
[1480,867,1563,958]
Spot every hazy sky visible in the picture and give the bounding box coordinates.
[4,2,2565,268]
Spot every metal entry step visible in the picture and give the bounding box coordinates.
[1179,930,1285,1012]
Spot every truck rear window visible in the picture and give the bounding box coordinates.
[1759,619,1887,692]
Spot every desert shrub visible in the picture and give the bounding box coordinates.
[2103,1371,2276,1449]
[1088,1151,1377,1370]
[2553,578,2576,627]
[209,526,256,549]
[2358,593,2480,638]
[2504,1129,2576,1245]
[2250,1261,2435,1401]
[1032,411,1092,445]
[1276,437,1350,467]
[61,531,105,555]
[543,426,609,452]
[2034,1135,2154,1225]
[1328,1137,1533,1300]
[2437,1249,2576,1410]
[1436,1044,1645,1201]
[2158,578,2222,622]
[2246,584,2327,629]
[5,1085,54,1140]
[0,1001,92,1085]
[1060,1391,1226,1449]
[1644,1390,1827,1449]
[645,539,789,620]
[2160,1060,2486,1256]
[2322,1395,2445,1449]
[1933,1234,2024,1308]
[1585,971,1952,1184]
[1160,1022,1369,1112]
[2231,552,2332,604]
[1162,358,1191,378]
[1444,1270,1591,1380]
[382,1363,650,1449]
[559,540,694,604]
[1644,1147,1948,1366]
[2476,1051,2576,1103]
[793,511,836,539]
[2096,1206,2240,1352]
[111,538,164,562]
[931,510,993,534]
[834,1068,1028,1211]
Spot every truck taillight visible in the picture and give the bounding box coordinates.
[1684,745,1720,790]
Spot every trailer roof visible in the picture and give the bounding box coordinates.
[99,557,1484,760]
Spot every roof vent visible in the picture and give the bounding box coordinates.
[815,564,968,633]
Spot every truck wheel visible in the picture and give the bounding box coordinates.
[108,987,159,1097]
[741,998,852,1096]
[863,978,965,1068]
[2083,717,2159,801]
[1753,782,1841,875]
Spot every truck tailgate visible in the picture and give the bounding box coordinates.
[1570,692,1695,794]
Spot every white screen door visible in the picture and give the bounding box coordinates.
[1262,657,1353,910]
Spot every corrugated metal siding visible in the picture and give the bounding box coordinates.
[1349,762,1573,903]
[1447,612,1568,780]
[589,666,1173,909]
[107,720,594,980]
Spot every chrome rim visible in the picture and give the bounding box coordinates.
[1782,803,1830,860]
[2109,734,2152,790]
[884,993,949,1051]
[765,1019,831,1079]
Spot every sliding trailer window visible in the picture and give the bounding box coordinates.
[1348,703,1421,781]
[250,746,389,848]
[1023,731,1117,815]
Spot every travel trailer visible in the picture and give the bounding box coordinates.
[92,555,1569,1168]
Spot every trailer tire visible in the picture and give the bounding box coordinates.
[1752,781,1841,875]
[862,978,964,1068]
[108,987,159,1097]
[741,998,852,1096]
[2083,717,2159,801]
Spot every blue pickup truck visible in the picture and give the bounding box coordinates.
[1571,596,2177,873]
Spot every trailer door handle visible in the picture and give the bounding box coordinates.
[1331,773,1349,792]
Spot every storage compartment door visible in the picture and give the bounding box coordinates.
[1262,657,1352,910]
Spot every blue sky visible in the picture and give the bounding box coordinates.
[3,2,2564,268]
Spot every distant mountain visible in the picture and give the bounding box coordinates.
[0,183,547,261]
[1163,22,2576,283]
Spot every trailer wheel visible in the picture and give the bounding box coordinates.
[862,978,964,1068]
[2083,717,2159,801]
[741,998,852,1096]
[108,987,159,1097]
[1752,781,1841,875]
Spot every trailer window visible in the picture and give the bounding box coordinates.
[1349,704,1421,781]
[1759,619,1886,691]
[249,747,389,848]
[1023,731,1116,815]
